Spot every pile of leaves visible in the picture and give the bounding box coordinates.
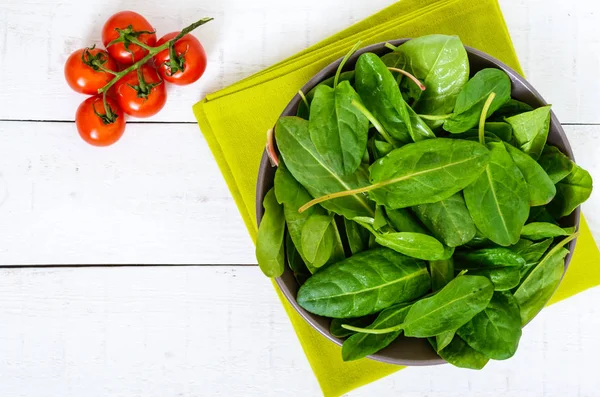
[256,34,593,368]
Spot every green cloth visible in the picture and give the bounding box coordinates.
[194,0,600,395]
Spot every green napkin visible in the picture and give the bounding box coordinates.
[194,0,600,395]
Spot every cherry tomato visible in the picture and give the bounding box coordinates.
[76,96,126,146]
[115,64,167,118]
[64,47,117,95]
[102,11,157,65]
[153,32,207,85]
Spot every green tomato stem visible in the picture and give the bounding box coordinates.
[479,92,496,145]
[128,36,153,51]
[97,17,213,96]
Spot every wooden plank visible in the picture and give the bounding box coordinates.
[0,265,597,396]
[0,0,599,123]
[0,121,597,266]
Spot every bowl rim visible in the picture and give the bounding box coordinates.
[256,38,581,366]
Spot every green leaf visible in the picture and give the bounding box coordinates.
[510,238,554,267]
[342,304,412,361]
[430,258,455,291]
[514,234,576,325]
[276,116,375,219]
[286,233,310,284]
[436,330,457,352]
[368,138,490,209]
[538,145,575,184]
[457,292,522,360]
[454,248,526,269]
[343,218,370,255]
[482,122,513,142]
[547,164,593,218]
[504,143,556,206]
[355,53,435,143]
[398,35,469,124]
[431,335,489,370]
[384,208,429,234]
[373,205,388,231]
[468,267,521,291]
[444,68,511,133]
[413,193,476,247]
[528,206,559,225]
[274,164,343,272]
[505,105,551,160]
[297,71,355,119]
[521,222,569,241]
[308,81,369,175]
[330,316,375,338]
[301,215,336,268]
[256,189,286,278]
[369,137,395,160]
[297,248,430,318]
[402,275,494,337]
[374,232,449,261]
[491,98,534,120]
[464,141,530,246]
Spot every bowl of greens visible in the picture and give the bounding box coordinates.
[255,35,593,368]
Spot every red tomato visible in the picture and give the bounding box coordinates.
[153,32,207,85]
[102,11,157,65]
[64,47,117,95]
[115,64,167,118]
[76,96,126,146]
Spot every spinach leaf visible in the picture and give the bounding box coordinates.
[368,139,490,209]
[276,116,375,219]
[355,53,435,143]
[430,335,489,370]
[528,206,559,225]
[256,188,286,278]
[297,71,355,119]
[521,222,569,241]
[514,234,577,325]
[274,164,343,272]
[342,304,412,361]
[538,145,575,184]
[413,193,476,247]
[301,214,336,268]
[435,330,457,352]
[457,291,522,360]
[297,248,430,318]
[444,68,511,133]
[343,218,370,255]
[491,99,534,120]
[464,141,530,246]
[374,232,450,261]
[482,122,513,142]
[373,205,388,231]
[398,35,469,124]
[505,105,551,160]
[309,81,369,175]
[401,275,494,337]
[510,238,554,267]
[385,208,429,234]
[454,248,526,269]
[468,267,521,291]
[504,143,556,206]
[286,233,310,284]
[330,316,375,338]
[547,164,593,218]
[369,137,395,160]
[430,258,455,291]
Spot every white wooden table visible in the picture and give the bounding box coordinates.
[0,0,599,396]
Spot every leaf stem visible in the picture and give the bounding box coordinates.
[387,67,426,91]
[341,323,404,335]
[298,90,309,109]
[298,183,379,213]
[266,128,279,167]
[334,40,362,88]
[384,42,398,51]
[97,17,213,96]
[479,92,496,145]
[351,100,396,147]
[417,113,453,121]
